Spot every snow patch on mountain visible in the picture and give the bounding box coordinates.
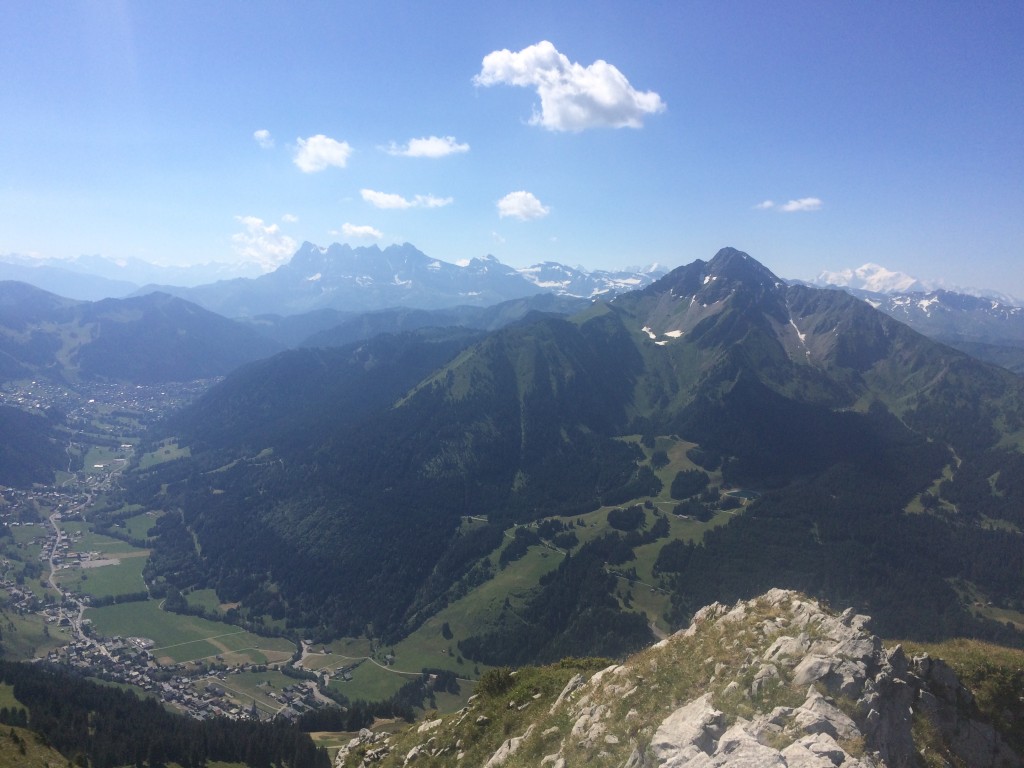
[518,261,665,299]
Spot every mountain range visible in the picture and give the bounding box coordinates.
[134,242,665,317]
[0,244,665,313]
[129,247,1024,661]
[9,242,1024,378]
[0,281,282,385]
[0,251,265,296]
[813,261,1023,305]
[839,287,1024,373]
[805,265,1024,373]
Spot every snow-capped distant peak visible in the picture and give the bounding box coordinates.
[814,262,1023,305]
[815,263,924,294]
[517,261,666,298]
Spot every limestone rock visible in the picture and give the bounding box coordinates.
[335,590,1022,768]
[484,723,536,767]
[650,693,726,764]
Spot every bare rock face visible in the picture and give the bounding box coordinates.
[335,590,1021,768]
[650,693,726,764]
[538,589,1019,767]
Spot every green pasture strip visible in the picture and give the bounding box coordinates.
[58,556,147,599]
[87,600,293,664]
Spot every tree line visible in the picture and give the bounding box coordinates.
[0,660,330,768]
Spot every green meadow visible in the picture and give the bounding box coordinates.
[87,600,295,665]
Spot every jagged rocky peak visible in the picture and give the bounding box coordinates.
[624,248,791,343]
[345,590,1021,767]
[706,246,782,286]
[642,247,783,304]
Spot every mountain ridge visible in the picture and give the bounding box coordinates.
[341,590,1022,767]
[0,281,283,385]
[133,247,1024,654]
[130,241,667,317]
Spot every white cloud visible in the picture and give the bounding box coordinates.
[293,134,352,172]
[386,135,470,158]
[335,223,382,239]
[474,40,665,132]
[780,197,823,212]
[253,129,274,149]
[282,213,299,223]
[360,189,453,209]
[497,190,550,220]
[361,189,412,209]
[416,194,453,208]
[755,197,823,212]
[231,215,297,270]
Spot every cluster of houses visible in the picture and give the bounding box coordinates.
[3,581,43,614]
[263,682,324,719]
[42,634,331,721]
[0,378,214,435]
[2,486,88,522]
[0,379,360,724]
[46,636,248,719]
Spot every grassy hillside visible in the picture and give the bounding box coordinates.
[337,592,1024,768]
[129,250,1024,658]
[898,638,1024,756]
[0,725,67,768]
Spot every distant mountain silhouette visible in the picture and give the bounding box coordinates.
[131,242,665,316]
[0,281,282,385]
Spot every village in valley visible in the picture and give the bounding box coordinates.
[0,379,381,724]
[0,376,741,732]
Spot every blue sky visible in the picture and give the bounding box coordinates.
[2,1,1022,294]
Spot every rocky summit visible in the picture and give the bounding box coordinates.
[337,589,1021,768]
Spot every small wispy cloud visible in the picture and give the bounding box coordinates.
[293,134,352,172]
[253,129,274,149]
[497,190,550,220]
[385,135,470,158]
[360,189,453,209]
[755,197,823,213]
[334,223,382,239]
[780,197,823,212]
[281,213,299,223]
[474,40,665,132]
[231,215,297,270]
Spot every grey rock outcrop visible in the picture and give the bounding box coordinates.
[336,589,1021,768]
[534,590,1019,767]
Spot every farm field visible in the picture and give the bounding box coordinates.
[325,656,424,704]
[59,523,141,555]
[199,668,296,719]
[86,600,295,666]
[184,587,231,614]
[117,509,157,539]
[56,553,148,599]
[0,609,71,660]
[137,439,190,469]
[82,446,129,475]
[298,636,373,673]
